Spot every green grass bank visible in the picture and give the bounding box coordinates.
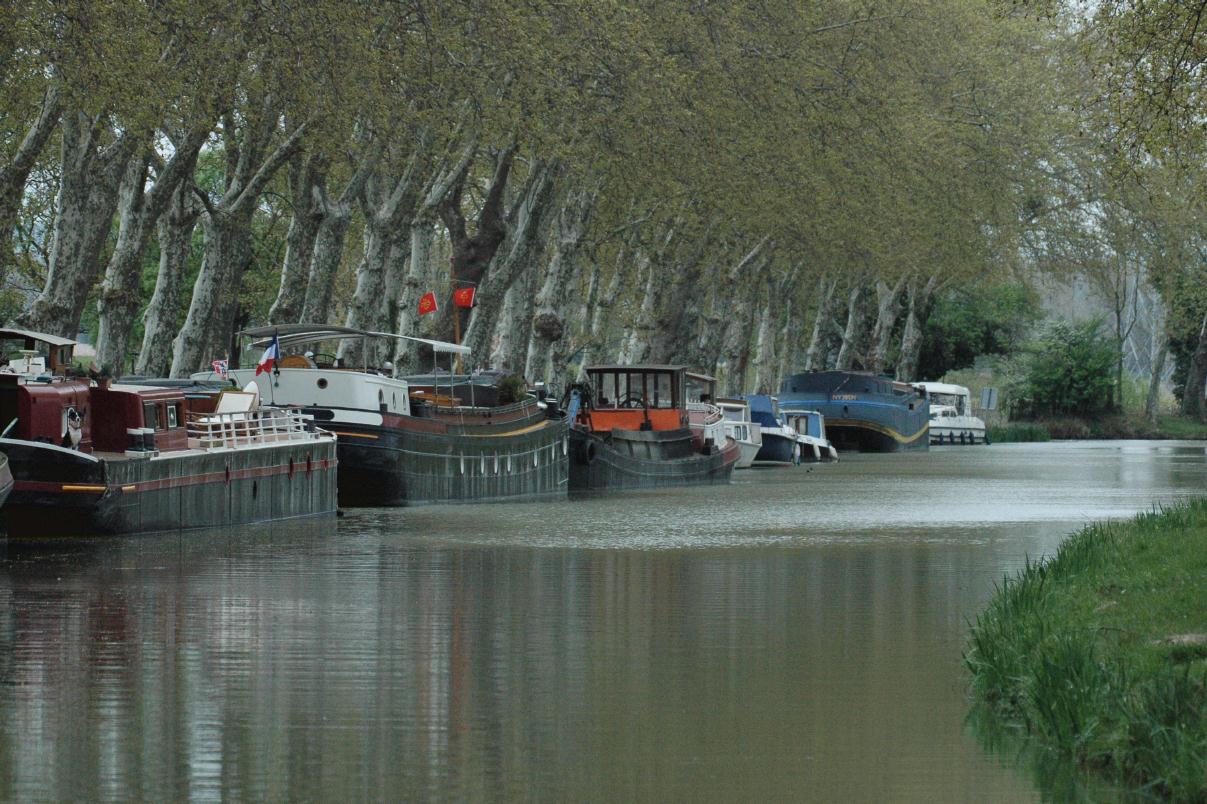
[966,501,1207,800]
[986,415,1207,444]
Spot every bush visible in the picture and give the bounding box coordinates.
[1008,320,1116,420]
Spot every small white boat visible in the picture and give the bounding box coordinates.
[716,398,763,469]
[915,382,988,445]
[784,410,838,462]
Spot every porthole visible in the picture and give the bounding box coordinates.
[317,378,328,390]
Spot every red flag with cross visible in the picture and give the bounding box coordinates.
[418,291,438,316]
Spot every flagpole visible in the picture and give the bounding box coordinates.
[450,256,463,375]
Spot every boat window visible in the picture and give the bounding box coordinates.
[627,371,646,403]
[651,372,672,408]
[143,402,161,431]
[592,372,619,407]
[167,403,179,428]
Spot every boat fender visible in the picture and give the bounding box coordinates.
[575,439,597,466]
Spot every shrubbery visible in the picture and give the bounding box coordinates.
[917,283,1041,380]
[1007,320,1116,419]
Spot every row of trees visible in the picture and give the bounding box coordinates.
[1,1,1205,415]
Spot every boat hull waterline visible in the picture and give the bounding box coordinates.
[0,438,337,536]
[568,428,740,492]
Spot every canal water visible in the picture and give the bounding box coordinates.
[1,440,1204,801]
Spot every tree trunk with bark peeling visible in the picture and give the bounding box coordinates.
[136,183,200,377]
[18,110,139,338]
[895,275,938,382]
[95,125,208,374]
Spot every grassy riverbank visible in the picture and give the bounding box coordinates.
[987,414,1207,443]
[966,501,1207,800]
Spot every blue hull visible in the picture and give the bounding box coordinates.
[778,371,929,453]
[755,431,796,464]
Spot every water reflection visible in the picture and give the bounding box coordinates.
[0,441,1204,800]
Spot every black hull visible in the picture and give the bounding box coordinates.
[568,428,739,492]
[755,432,797,465]
[825,421,928,453]
[333,418,569,507]
[0,439,337,537]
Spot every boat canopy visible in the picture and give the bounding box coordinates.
[240,324,470,355]
[0,328,77,347]
[0,327,77,376]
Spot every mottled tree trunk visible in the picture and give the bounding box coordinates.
[171,208,256,375]
[834,286,863,371]
[0,82,60,284]
[751,277,776,393]
[268,153,323,324]
[96,126,208,374]
[18,111,138,338]
[895,275,938,382]
[491,260,538,373]
[169,111,307,376]
[577,261,624,380]
[136,184,199,376]
[338,144,428,368]
[299,138,384,324]
[438,140,513,344]
[461,161,556,363]
[867,275,908,375]
[1181,310,1207,420]
[391,133,478,373]
[525,186,595,383]
[803,277,837,371]
[714,239,770,393]
[1146,328,1167,424]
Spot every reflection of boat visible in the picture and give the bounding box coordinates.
[0,328,337,535]
[744,394,797,465]
[195,325,568,507]
[716,398,762,469]
[777,371,929,452]
[0,452,12,510]
[783,410,838,462]
[565,364,740,491]
[915,382,988,445]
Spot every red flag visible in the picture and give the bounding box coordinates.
[418,291,438,316]
[453,286,476,308]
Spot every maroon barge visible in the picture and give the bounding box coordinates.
[0,329,337,536]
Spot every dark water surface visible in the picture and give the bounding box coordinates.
[1,441,1205,801]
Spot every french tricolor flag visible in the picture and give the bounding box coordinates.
[255,333,281,376]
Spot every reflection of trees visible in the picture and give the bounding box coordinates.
[0,527,1043,799]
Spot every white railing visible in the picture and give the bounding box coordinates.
[187,407,330,451]
[687,401,724,425]
[687,401,728,445]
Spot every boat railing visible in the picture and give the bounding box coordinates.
[687,401,724,425]
[687,401,728,444]
[187,407,329,450]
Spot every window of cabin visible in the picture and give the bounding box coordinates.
[167,403,179,428]
[143,402,161,430]
[652,373,672,408]
[593,372,619,407]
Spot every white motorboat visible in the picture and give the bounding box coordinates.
[716,398,762,469]
[783,410,838,462]
[915,382,988,445]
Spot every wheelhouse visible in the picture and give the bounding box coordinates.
[581,365,688,432]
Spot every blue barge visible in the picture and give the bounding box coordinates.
[777,371,929,452]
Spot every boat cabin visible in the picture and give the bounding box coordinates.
[581,365,689,432]
[914,382,972,416]
[0,378,196,455]
[0,328,77,378]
